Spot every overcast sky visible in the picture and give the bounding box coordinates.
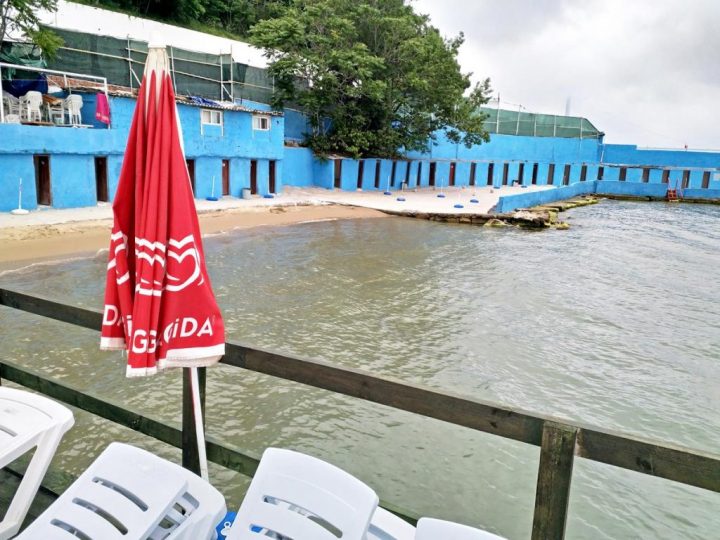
[413,0,720,149]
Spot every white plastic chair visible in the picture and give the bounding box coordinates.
[2,92,20,119]
[19,91,43,122]
[64,94,83,126]
[17,442,226,540]
[0,387,75,540]
[366,507,415,540]
[226,447,379,540]
[46,98,65,125]
[415,518,507,540]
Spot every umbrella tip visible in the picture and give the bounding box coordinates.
[148,33,167,49]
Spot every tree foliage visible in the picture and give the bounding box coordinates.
[250,0,491,157]
[0,0,63,57]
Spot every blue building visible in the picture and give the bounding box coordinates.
[0,89,284,211]
[1,8,719,212]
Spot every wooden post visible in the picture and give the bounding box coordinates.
[182,367,206,474]
[531,421,578,540]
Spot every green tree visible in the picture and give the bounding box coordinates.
[0,0,63,57]
[250,0,490,157]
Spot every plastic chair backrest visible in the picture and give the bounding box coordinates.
[227,448,379,540]
[415,518,506,540]
[17,442,226,540]
[24,91,42,106]
[366,507,415,540]
[0,387,74,540]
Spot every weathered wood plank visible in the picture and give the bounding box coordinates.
[532,422,578,540]
[577,427,720,493]
[223,343,545,446]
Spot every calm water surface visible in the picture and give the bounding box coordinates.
[1,200,719,539]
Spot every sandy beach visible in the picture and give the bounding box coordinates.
[0,203,387,270]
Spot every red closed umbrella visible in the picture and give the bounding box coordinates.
[100,41,224,479]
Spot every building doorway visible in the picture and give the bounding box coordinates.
[416,162,422,187]
[518,163,525,185]
[186,159,196,194]
[547,163,555,185]
[222,159,230,196]
[390,161,397,188]
[34,155,51,206]
[95,157,108,202]
[334,159,342,189]
[502,163,509,185]
[250,160,258,194]
[563,164,571,185]
[487,163,494,185]
[448,162,456,186]
[469,163,476,186]
[531,163,538,185]
[374,160,381,189]
[702,171,710,189]
[269,160,276,194]
[682,170,690,189]
[429,162,436,186]
[357,160,364,189]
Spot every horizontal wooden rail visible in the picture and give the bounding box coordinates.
[2,287,720,538]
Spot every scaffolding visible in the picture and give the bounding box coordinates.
[41,27,275,103]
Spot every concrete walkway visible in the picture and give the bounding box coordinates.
[0,185,554,228]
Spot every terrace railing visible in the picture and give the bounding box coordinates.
[1,287,719,539]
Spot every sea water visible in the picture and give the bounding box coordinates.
[1,200,718,539]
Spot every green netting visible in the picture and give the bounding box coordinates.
[480,107,600,139]
[36,27,274,103]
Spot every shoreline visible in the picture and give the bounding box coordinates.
[0,204,388,271]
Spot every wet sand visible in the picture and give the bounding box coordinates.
[0,204,387,270]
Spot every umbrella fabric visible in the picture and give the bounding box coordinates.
[100,52,224,377]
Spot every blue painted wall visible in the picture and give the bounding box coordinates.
[495,181,720,213]
[0,92,285,209]
[0,155,35,212]
[283,147,315,187]
[408,132,602,164]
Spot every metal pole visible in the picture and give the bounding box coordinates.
[533,114,537,137]
[515,104,521,135]
[0,64,4,124]
[127,38,133,91]
[553,115,557,137]
[496,94,500,133]
[170,46,177,93]
[104,77,110,129]
[229,46,234,102]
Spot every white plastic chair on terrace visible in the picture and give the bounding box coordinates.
[19,91,43,122]
[0,387,75,540]
[64,94,83,126]
[17,442,226,540]
[366,507,415,540]
[226,447,379,540]
[2,92,20,119]
[415,518,507,540]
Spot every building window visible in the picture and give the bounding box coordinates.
[201,109,222,126]
[201,109,223,135]
[253,115,270,131]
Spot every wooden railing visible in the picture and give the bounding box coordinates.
[1,287,719,539]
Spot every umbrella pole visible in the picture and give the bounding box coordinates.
[189,366,210,481]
